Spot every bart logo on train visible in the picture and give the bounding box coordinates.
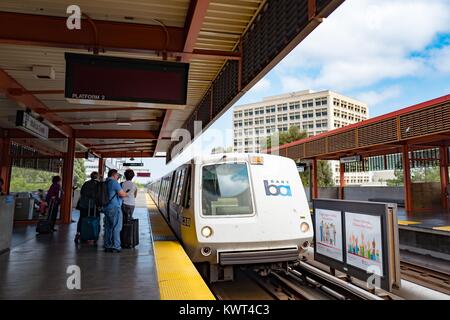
[263,180,292,197]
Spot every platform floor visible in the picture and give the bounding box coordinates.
[0,193,159,300]
[397,209,450,233]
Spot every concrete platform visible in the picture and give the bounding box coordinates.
[0,194,159,300]
[397,209,450,232]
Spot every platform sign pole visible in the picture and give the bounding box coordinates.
[60,137,75,224]
[0,137,12,195]
[439,146,449,210]
[402,145,413,213]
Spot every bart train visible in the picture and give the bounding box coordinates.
[148,153,313,281]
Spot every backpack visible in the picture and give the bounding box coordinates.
[96,180,117,208]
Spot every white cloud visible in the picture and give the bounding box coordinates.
[275,0,450,92]
[250,78,272,93]
[356,86,402,107]
[429,45,450,73]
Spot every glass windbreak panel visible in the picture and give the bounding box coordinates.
[202,163,253,216]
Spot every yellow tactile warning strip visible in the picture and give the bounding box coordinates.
[398,220,421,226]
[432,226,450,232]
[146,194,215,300]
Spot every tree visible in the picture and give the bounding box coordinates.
[264,126,334,187]
[211,146,233,154]
[264,126,307,149]
[73,159,86,188]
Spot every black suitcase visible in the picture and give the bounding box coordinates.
[36,200,55,234]
[120,218,139,248]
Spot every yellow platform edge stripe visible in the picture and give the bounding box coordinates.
[432,225,450,232]
[146,194,215,300]
[398,220,421,226]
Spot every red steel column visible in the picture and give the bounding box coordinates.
[312,158,318,199]
[439,146,449,210]
[402,144,412,213]
[0,137,12,194]
[98,157,106,179]
[60,137,75,224]
[339,163,345,199]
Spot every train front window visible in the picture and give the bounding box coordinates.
[201,163,253,216]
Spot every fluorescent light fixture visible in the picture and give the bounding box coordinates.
[117,122,131,126]
[124,140,135,144]
[155,152,167,157]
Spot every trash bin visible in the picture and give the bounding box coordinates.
[0,195,15,253]
[13,192,35,220]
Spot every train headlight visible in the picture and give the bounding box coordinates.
[201,226,213,238]
[300,222,310,233]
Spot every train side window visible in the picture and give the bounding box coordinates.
[171,171,181,202]
[176,168,186,205]
[183,168,191,208]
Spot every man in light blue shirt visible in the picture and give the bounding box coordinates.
[104,169,128,252]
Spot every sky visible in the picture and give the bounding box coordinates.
[139,0,450,182]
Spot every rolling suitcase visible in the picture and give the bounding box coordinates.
[80,201,100,242]
[36,199,55,234]
[120,218,139,248]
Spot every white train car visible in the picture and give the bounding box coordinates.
[148,153,313,281]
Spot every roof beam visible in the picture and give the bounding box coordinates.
[184,0,211,54]
[91,144,154,151]
[75,130,158,139]
[46,107,163,114]
[98,151,153,158]
[0,68,73,137]
[85,142,155,148]
[4,128,66,139]
[58,118,162,126]
[0,12,185,53]
[0,12,237,60]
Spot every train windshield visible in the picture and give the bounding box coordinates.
[201,162,253,216]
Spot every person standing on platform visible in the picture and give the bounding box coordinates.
[103,169,128,253]
[121,169,138,222]
[46,176,63,232]
[74,171,100,243]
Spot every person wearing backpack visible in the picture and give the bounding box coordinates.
[103,169,128,253]
[74,171,100,243]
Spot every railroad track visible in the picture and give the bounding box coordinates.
[236,262,387,300]
[400,260,450,295]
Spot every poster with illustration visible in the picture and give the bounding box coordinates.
[315,209,343,262]
[345,212,384,276]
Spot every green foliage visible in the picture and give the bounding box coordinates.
[264,126,334,187]
[10,167,54,192]
[317,160,334,187]
[264,126,307,149]
[386,166,440,186]
[73,159,87,188]
[211,146,234,154]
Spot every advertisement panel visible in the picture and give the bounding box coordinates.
[315,209,343,262]
[345,212,383,277]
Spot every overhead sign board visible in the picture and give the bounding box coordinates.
[137,172,151,177]
[65,53,189,106]
[123,163,144,167]
[15,111,49,140]
[340,155,361,164]
[296,162,308,172]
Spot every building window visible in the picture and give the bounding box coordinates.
[254,107,264,115]
[254,117,264,125]
[278,124,288,132]
[302,111,314,119]
[265,115,276,124]
[315,97,328,106]
[235,111,243,118]
[244,119,253,126]
[289,101,300,110]
[290,112,301,121]
[277,103,288,112]
[277,114,288,122]
[265,105,276,113]
[315,108,327,117]
[266,126,276,134]
[243,110,253,117]
[302,99,314,108]
[234,121,242,128]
